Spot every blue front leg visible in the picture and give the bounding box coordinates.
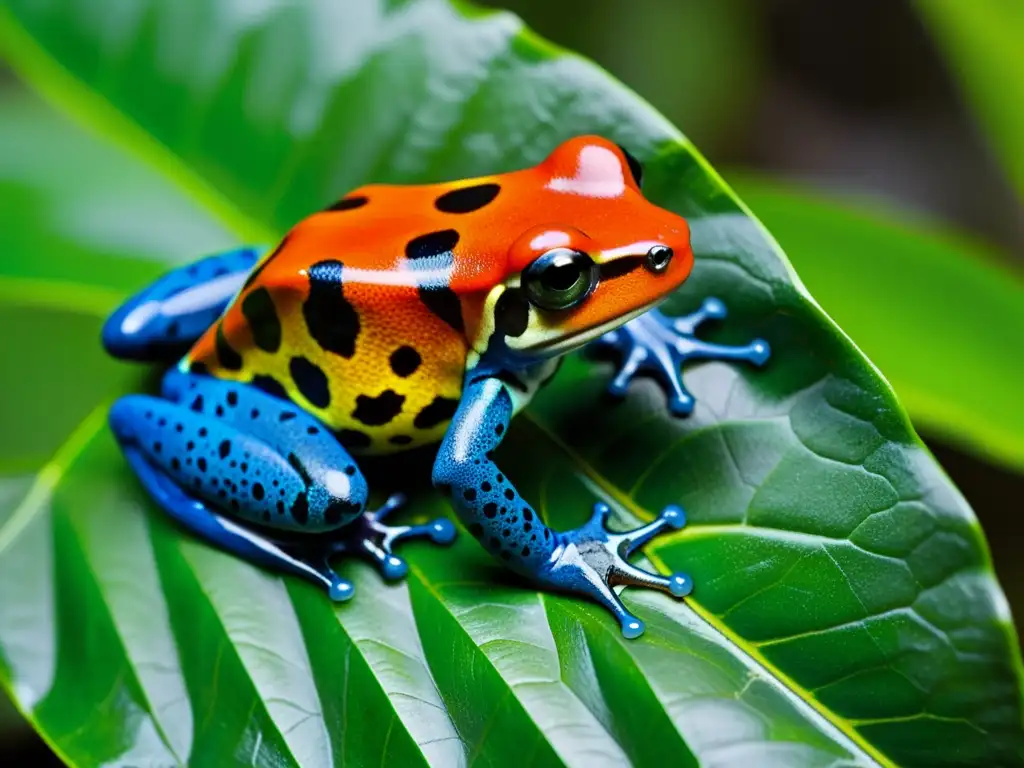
[433,378,691,639]
[102,246,266,362]
[592,298,770,415]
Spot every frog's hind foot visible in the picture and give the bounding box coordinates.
[327,493,456,581]
[119,444,453,602]
[542,503,692,639]
[592,298,770,416]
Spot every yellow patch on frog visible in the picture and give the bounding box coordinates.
[188,287,468,456]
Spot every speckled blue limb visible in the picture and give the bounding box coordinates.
[433,377,692,638]
[111,369,454,598]
[102,245,266,361]
[591,298,770,416]
[121,445,357,599]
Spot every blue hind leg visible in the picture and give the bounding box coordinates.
[121,446,357,599]
[103,245,266,361]
[110,370,454,598]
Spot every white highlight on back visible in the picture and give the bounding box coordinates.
[547,145,625,198]
[162,272,247,315]
[340,266,451,288]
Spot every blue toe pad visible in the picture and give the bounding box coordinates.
[539,503,694,639]
[592,298,770,416]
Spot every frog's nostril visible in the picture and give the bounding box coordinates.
[645,245,673,273]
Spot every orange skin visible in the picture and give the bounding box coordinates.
[186,136,693,455]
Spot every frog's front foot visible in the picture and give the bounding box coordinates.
[540,503,692,638]
[592,298,770,416]
[327,493,456,583]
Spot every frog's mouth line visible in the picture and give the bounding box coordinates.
[599,255,644,280]
[523,298,662,356]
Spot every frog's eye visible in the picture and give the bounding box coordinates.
[522,248,599,311]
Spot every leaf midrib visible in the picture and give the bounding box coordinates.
[0,404,107,557]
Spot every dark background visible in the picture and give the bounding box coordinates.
[4,0,1022,762]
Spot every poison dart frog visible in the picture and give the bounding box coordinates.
[103,136,769,638]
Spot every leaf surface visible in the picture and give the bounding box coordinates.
[0,2,1021,766]
[730,174,1024,473]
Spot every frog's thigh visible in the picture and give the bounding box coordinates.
[118,443,356,598]
[110,372,368,532]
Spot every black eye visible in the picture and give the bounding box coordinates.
[645,245,673,273]
[522,248,599,311]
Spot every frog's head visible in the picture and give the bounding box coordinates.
[473,136,693,366]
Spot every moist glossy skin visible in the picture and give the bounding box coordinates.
[103,135,770,638]
[183,136,693,454]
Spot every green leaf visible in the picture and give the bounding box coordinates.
[0,2,1021,767]
[915,0,1024,200]
[728,174,1024,473]
[0,85,235,763]
[0,83,230,542]
[0,87,234,294]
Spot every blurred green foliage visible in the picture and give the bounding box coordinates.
[917,0,1024,202]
